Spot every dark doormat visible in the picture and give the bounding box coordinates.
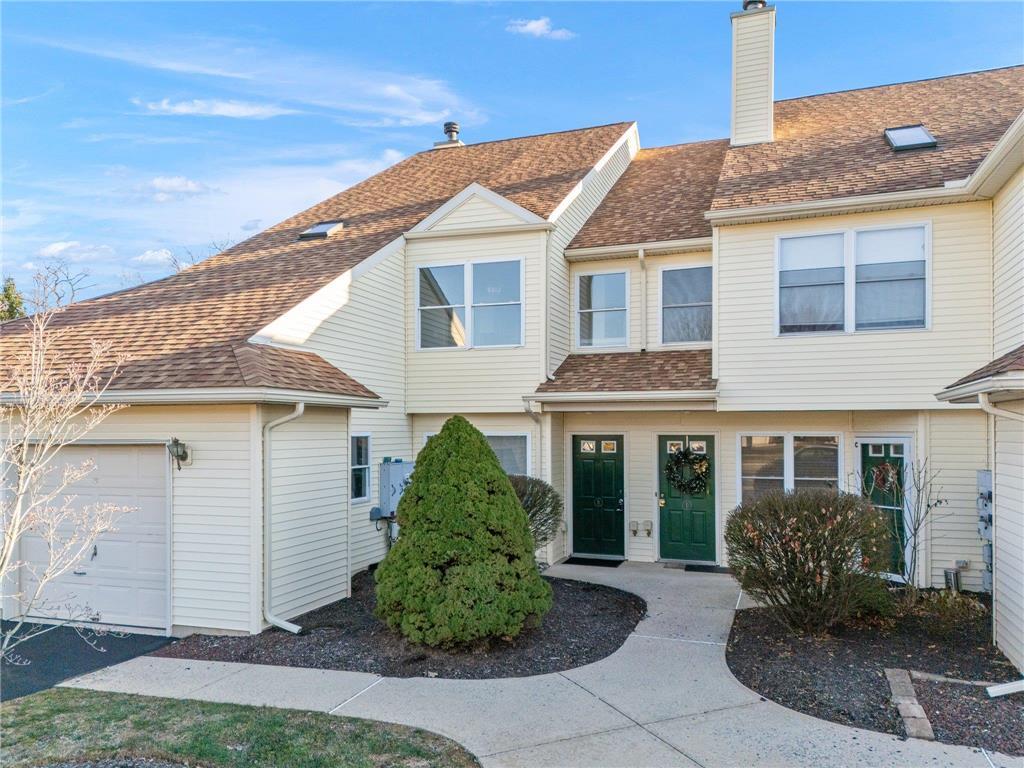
[0,621,171,701]
[564,557,623,568]
[683,564,733,574]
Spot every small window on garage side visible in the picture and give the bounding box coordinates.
[351,434,371,502]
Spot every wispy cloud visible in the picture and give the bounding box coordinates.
[506,17,576,41]
[84,131,204,145]
[27,34,480,128]
[37,240,115,262]
[134,97,299,119]
[133,248,173,265]
[2,83,63,108]
[143,175,214,202]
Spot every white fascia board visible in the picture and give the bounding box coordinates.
[935,372,1024,403]
[547,123,640,224]
[527,389,718,404]
[409,182,547,232]
[405,222,555,240]
[970,110,1024,197]
[565,237,713,261]
[0,388,388,409]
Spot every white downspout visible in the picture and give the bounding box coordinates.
[263,401,305,634]
[979,393,1024,422]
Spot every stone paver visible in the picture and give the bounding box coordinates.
[62,562,1018,768]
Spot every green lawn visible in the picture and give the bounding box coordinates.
[1,687,479,768]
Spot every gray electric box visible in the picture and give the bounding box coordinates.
[370,459,414,521]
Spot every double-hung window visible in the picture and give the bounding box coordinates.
[417,260,521,348]
[855,227,926,330]
[739,434,840,503]
[351,434,371,503]
[578,272,627,348]
[662,266,712,343]
[778,224,928,335]
[778,233,845,334]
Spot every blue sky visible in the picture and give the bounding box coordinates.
[3,1,1022,299]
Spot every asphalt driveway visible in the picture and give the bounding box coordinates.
[0,621,169,701]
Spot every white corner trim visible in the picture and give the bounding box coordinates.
[410,182,547,233]
[13,387,389,409]
[547,123,640,224]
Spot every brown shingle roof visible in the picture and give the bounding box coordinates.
[711,66,1024,211]
[0,122,633,396]
[948,344,1024,389]
[536,350,715,394]
[569,140,729,249]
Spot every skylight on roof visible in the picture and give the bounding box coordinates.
[299,220,344,240]
[884,125,937,151]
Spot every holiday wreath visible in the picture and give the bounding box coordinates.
[664,445,711,496]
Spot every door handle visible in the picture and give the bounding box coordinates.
[617,499,624,512]
[73,569,87,576]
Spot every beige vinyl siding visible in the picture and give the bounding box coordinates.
[716,203,994,410]
[67,405,258,634]
[552,409,985,581]
[299,244,411,574]
[993,401,1024,672]
[925,410,989,590]
[266,406,349,621]
[992,166,1023,358]
[430,194,525,232]
[406,230,547,412]
[547,130,637,372]
[730,8,774,146]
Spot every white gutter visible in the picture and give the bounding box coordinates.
[979,392,1024,422]
[263,402,305,634]
[13,388,387,409]
[528,389,718,404]
[565,236,713,261]
[936,372,1024,404]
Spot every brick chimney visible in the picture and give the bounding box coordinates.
[730,2,776,146]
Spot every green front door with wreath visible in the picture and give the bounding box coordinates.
[572,435,625,557]
[860,442,907,576]
[659,435,715,562]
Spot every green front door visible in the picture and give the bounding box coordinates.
[572,435,625,557]
[659,435,716,562]
[860,442,907,576]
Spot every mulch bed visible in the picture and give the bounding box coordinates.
[727,598,1021,754]
[916,679,1024,756]
[154,572,645,679]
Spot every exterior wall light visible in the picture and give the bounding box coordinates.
[629,520,639,537]
[643,520,653,537]
[168,437,190,470]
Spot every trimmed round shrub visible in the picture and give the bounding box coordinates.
[725,489,890,634]
[374,416,552,646]
[507,474,563,551]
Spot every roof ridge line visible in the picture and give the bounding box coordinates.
[412,121,635,154]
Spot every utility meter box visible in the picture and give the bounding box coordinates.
[370,459,414,520]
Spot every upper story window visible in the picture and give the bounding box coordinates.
[578,271,627,348]
[662,266,712,343]
[417,260,521,349]
[778,224,928,335]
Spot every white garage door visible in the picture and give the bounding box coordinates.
[23,444,169,630]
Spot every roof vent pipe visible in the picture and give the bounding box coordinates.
[433,121,465,149]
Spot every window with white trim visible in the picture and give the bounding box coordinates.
[424,431,529,475]
[739,434,840,503]
[578,272,627,347]
[417,260,521,348]
[778,224,928,334]
[854,227,926,330]
[351,434,371,502]
[662,266,712,343]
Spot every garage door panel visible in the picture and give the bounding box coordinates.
[24,445,169,630]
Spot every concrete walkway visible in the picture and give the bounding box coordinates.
[62,563,1016,768]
